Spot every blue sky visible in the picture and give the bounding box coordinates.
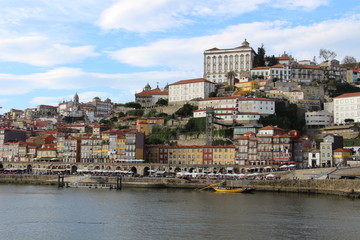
[0,0,359,113]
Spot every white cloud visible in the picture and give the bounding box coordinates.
[0,67,195,96]
[0,36,98,66]
[97,0,329,33]
[108,14,360,68]
[272,0,330,10]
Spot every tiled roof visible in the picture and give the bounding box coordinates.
[135,88,168,97]
[238,97,273,101]
[200,96,238,101]
[333,148,352,152]
[251,66,270,70]
[169,78,214,86]
[334,92,360,98]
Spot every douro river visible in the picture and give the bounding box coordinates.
[0,185,360,240]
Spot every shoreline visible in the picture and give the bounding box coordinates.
[1,174,360,198]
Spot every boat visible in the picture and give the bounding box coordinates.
[212,186,255,193]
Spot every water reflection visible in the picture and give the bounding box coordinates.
[0,185,359,240]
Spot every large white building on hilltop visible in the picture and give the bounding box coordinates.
[168,78,216,103]
[203,39,256,85]
[334,92,360,124]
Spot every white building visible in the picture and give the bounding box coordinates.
[333,92,360,124]
[305,110,333,128]
[168,78,215,103]
[251,64,291,82]
[203,39,256,84]
[237,98,275,115]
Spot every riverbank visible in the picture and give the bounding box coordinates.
[1,174,360,198]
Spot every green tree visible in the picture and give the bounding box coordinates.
[156,98,168,106]
[175,104,198,118]
[254,44,266,67]
[117,112,126,118]
[125,102,142,109]
[126,109,144,117]
[208,92,217,98]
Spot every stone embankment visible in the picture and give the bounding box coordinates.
[1,174,360,198]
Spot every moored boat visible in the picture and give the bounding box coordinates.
[212,186,254,193]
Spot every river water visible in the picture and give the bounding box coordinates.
[0,185,360,240]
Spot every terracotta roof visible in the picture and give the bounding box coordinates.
[276,56,291,60]
[200,96,238,101]
[334,92,360,98]
[251,66,270,70]
[333,148,352,152]
[271,64,286,68]
[238,97,273,101]
[301,65,320,69]
[169,78,214,86]
[136,88,168,97]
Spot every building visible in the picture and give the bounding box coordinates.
[305,110,333,129]
[333,148,352,166]
[168,78,215,103]
[235,126,302,166]
[320,134,343,167]
[135,84,169,108]
[237,98,275,115]
[136,117,165,135]
[145,145,236,165]
[203,39,256,84]
[251,64,291,82]
[320,60,347,82]
[291,64,324,83]
[333,92,360,124]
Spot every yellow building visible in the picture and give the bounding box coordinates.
[235,81,259,92]
[136,117,165,135]
[37,144,57,159]
[144,145,236,165]
[333,148,352,166]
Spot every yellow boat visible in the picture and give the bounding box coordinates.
[212,186,248,193]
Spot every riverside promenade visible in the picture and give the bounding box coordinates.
[1,172,360,198]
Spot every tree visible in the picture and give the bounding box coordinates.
[156,98,168,106]
[117,112,126,118]
[175,104,197,118]
[342,56,357,64]
[319,48,337,61]
[266,55,279,66]
[253,44,266,67]
[208,92,217,98]
[126,109,144,117]
[125,102,142,109]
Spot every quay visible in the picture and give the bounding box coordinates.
[2,168,360,198]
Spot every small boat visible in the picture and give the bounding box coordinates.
[212,186,254,193]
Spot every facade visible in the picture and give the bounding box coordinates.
[135,84,169,108]
[320,134,343,167]
[251,64,291,82]
[291,64,324,83]
[136,117,165,135]
[203,39,256,84]
[305,110,333,129]
[333,92,360,124]
[237,98,275,115]
[168,78,215,103]
[319,60,346,82]
[333,148,352,166]
[145,145,236,165]
[235,126,301,166]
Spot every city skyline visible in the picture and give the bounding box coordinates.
[0,0,359,112]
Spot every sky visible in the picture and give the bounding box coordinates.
[0,0,359,113]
